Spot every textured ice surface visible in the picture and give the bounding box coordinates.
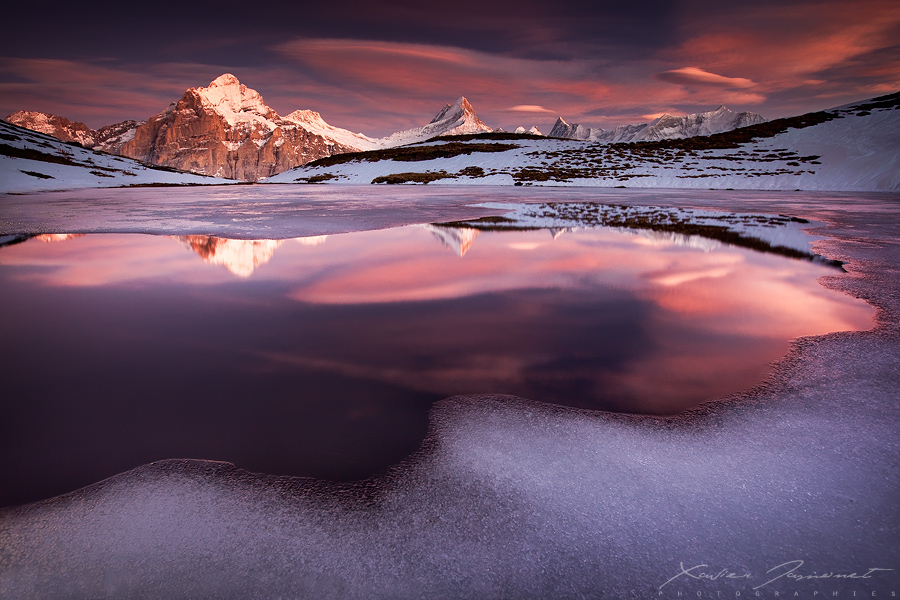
[0,189,898,598]
[471,201,826,256]
[0,184,884,243]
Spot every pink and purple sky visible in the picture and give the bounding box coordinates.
[1,0,898,136]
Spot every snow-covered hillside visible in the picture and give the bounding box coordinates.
[266,93,900,192]
[282,110,382,151]
[0,119,232,193]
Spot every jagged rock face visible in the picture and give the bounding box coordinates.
[5,111,98,147]
[95,120,144,152]
[550,107,767,143]
[117,74,361,181]
[6,111,146,154]
[549,117,592,139]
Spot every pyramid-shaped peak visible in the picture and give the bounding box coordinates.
[431,96,477,123]
[554,116,569,126]
[456,96,474,111]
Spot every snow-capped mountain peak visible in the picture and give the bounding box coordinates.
[430,97,476,124]
[513,125,545,135]
[283,109,327,127]
[193,74,276,126]
[380,96,492,145]
[210,73,240,87]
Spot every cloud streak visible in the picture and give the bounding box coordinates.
[505,105,555,113]
[655,67,755,89]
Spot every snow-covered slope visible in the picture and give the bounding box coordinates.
[0,119,232,192]
[550,106,766,142]
[282,110,382,151]
[266,92,900,192]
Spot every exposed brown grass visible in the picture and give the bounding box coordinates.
[371,171,452,184]
[306,142,519,168]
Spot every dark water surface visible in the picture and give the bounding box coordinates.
[0,224,872,506]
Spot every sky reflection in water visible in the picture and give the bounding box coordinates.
[0,224,873,506]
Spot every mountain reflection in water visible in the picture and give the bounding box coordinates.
[174,235,328,277]
[0,221,873,507]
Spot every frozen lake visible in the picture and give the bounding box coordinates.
[0,185,897,598]
[0,197,872,507]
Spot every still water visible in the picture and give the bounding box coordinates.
[0,220,872,506]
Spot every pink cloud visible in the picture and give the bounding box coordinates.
[665,0,900,110]
[505,105,555,113]
[655,67,755,89]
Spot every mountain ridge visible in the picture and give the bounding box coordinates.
[549,106,766,142]
[6,77,495,181]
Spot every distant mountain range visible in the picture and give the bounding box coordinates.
[6,74,765,182]
[6,75,896,193]
[266,92,899,192]
[549,106,766,143]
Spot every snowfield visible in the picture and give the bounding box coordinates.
[266,93,900,192]
[0,119,234,192]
